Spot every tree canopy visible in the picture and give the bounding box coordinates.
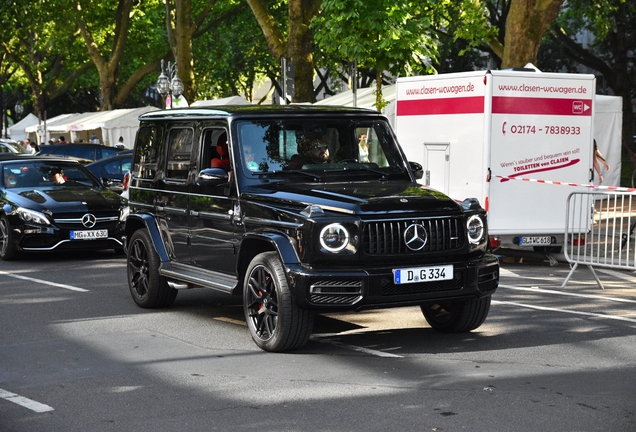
[0,0,632,158]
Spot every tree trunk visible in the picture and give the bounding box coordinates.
[248,0,321,103]
[76,0,133,110]
[169,0,196,104]
[246,0,286,60]
[375,69,384,111]
[502,0,565,68]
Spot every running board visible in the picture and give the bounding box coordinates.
[161,263,237,294]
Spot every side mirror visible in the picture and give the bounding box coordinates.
[102,177,123,191]
[197,168,229,186]
[409,161,423,180]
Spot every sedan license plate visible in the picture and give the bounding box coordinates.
[70,229,108,240]
[393,265,453,285]
[519,236,552,246]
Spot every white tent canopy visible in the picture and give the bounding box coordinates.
[191,96,252,107]
[8,113,39,141]
[594,95,622,187]
[25,113,77,144]
[24,107,158,148]
[315,85,396,125]
[67,106,159,148]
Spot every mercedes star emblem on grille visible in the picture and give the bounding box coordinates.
[404,223,427,251]
[81,213,97,228]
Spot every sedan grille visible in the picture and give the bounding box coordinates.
[363,217,463,255]
[53,213,119,229]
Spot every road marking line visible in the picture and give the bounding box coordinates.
[0,270,88,292]
[312,336,403,358]
[493,300,636,323]
[0,388,54,413]
[597,268,636,282]
[213,317,246,326]
[500,268,522,278]
[499,284,636,304]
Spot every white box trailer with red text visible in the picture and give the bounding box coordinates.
[395,70,596,251]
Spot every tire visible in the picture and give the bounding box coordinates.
[421,296,491,333]
[244,252,314,352]
[0,215,18,261]
[127,229,177,308]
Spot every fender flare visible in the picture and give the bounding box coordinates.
[237,231,301,274]
[125,213,170,262]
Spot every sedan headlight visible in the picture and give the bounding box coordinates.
[319,223,349,253]
[466,214,484,244]
[17,208,51,225]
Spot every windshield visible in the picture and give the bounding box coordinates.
[235,118,408,179]
[2,161,100,189]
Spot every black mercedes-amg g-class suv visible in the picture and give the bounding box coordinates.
[125,105,499,352]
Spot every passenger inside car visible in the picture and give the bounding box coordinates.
[211,133,231,172]
[3,171,17,188]
[49,168,66,185]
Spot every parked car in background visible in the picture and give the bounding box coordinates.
[0,154,126,260]
[85,151,132,194]
[37,143,123,162]
[0,139,30,154]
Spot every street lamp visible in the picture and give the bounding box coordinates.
[156,59,184,109]
[14,100,23,120]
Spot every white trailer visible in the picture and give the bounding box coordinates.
[395,70,596,251]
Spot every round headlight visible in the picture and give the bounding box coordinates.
[319,223,349,253]
[467,215,484,244]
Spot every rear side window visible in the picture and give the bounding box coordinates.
[133,126,164,181]
[99,148,120,159]
[71,146,97,160]
[103,158,130,176]
[166,127,194,180]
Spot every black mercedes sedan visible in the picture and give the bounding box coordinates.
[0,154,126,260]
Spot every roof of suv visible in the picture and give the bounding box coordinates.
[138,105,381,121]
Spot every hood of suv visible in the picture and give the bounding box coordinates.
[243,180,462,216]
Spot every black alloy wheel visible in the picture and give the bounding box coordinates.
[127,229,176,308]
[244,252,313,352]
[0,215,17,260]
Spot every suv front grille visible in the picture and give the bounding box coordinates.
[363,217,464,255]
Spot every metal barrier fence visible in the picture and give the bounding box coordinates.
[563,191,636,289]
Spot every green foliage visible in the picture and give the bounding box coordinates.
[312,0,439,77]
[193,1,282,101]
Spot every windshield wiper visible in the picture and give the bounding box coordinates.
[253,170,323,181]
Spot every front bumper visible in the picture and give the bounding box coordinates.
[286,253,499,311]
[15,222,124,252]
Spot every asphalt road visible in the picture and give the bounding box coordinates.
[1,251,635,432]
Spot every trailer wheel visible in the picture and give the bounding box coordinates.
[421,296,491,333]
[244,252,314,352]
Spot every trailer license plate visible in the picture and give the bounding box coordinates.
[393,265,453,285]
[70,229,108,240]
[520,236,552,246]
